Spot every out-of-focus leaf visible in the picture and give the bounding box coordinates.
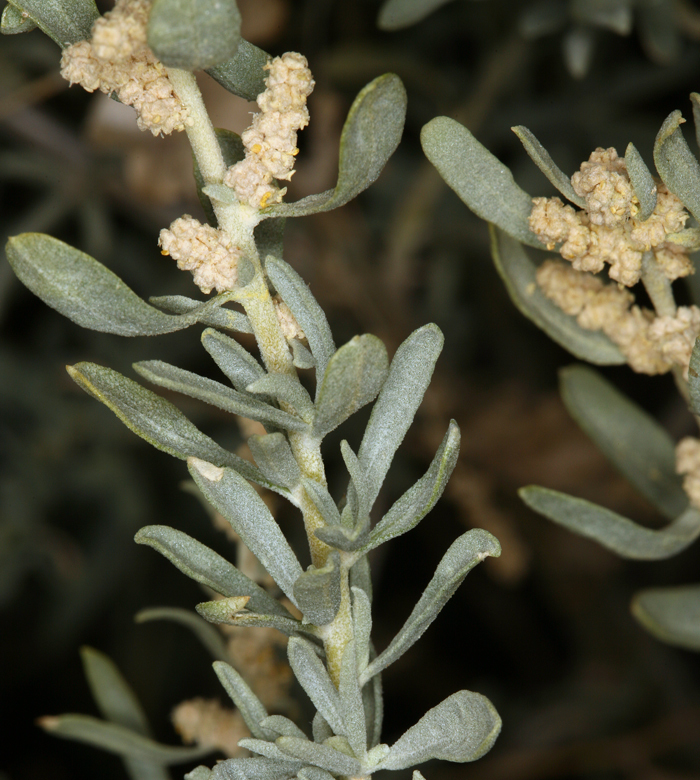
[248,434,301,490]
[654,110,700,223]
[134,360,308,433]
[358,324,444,510]
[560,365,687,519]
[213,662,276,741]
[147,0,241,70]
[379,691,501,769]
[571,0,633,34]
[512,126,585,208]
[312,335,388,439]
[150,296,253,334]
[265,258,336,386]
[421,117,545,248]
[489,226,626,364]
[361,530,500,683]
[206,40,269,102]
[39,715,211,763]
[8,0,98,47]
[275,738,361,776]
[293,553,342,626]
[377,0,455,29]
[189,459,303,603]
[637,0,680,64]
[562,26,594,79]
[666,229,700,252]
[625,142,657,221]
[520,486,700,559]
[1,3,37,34]
[632,584,700,651]
[364,421,460,552]
[135,607,229,661]
[266,75,406,219]
[211,757,302,780]
[6,234,231,336]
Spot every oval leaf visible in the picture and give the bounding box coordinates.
[1,3,37,34]
[293,553,342,626]
[212,661,276,742]
[377,0,455,29]
[206,40,270,102]
[653,110,700,223]
[135,607,229,661]
[632,584,700,651]
[7,0,98,47]
[274,738,361,776]
[625,142,657,222]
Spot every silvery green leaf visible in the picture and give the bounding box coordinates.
[365,421,460,552]
[301,478,342,527]
[213,661,275,741]
[7,0,98,47]
[297,768,335,780]
[1,3,37,34]
[134,525,292,617]
[314,525,370,553]
[666,228,700,251]
[39,714,211,763]
[275,738,361,776]
[341,440,370,527]
[654,110,700,223]
[312,713,333,744]
[247,375,314,423]
[632,584,700,651]
[350,553,373,603]
[260,716,308,740]
[134,360,308,433]
[562,26,593,79]
[637,0,680,64]
[240,740,301,762]
[288,637,345,736]
[135,606,229,662]
[5,234,231,336]
[688,330,700,416]
[624,142,657,221]
[196,602,313,641]
[291,340,315,369]
[189,460,303,603]
[248,434,301,490]
[202,328,266,394]
[265,259,335,384]
[560,365,686,519]
[489,226,626,364]
[358,324,444,510]
[571,0,632,33]
[377,0,455,29]
[352,587,372,673]
[67,363,277,489]
[147,0,241,70]
[379,690,501,769]
[339,641,366,758]
[186,767,212,780]
[512,126,585,208]
[202,184,238,205]
[206,40,269,102]
[364,673,383,748]
[193,129,245,226]
[265,75,406,219]
[212,758,302,780]
[362,530,501,683]
[520,486,700,559]
[293,553,342,626]
[421,117,545,249]
[367,743,390,767]
[692,93,700,149]
[312,335,388,439]
[150,296,253,334]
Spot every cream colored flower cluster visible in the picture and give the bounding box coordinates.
[273,295,305,341]
[676,437,700,511]
[224,52,315,209]
[530,148,691,287]
[60,0,190,136]
[159,216,240,294]
[537,260,700,376]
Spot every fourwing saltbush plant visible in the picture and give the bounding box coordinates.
[2,0,503,777]
[421,96,700,653]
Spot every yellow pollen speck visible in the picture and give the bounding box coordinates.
[259,191,272,208]
[292,148,300,156]
[252,143,262,155]
[161,249,169,255]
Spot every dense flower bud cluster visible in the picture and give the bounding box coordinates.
[60,0,190,136]
[273,295,305,341]
[224,53,315,209]
[159,216,240,294]
[676,437,700,511]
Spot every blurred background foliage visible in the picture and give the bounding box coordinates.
[2,0,700,778]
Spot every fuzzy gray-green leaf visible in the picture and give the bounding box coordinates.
[189,460,303,604]
[265,258,336,386]
[151,296,253,334]
[339,640,366,758]
[421,117,545,249]
[6,234,230,336]
[202,328,266,394]
[266,74,406,219]
[687,336,700,416]
[213,661,275,741]
[301,478,342,526]
[211,757,302,780]
[313,335,388,439]
[297,768,335,780]
[1,3,37,34]
[201,609,319,642]
[135,607,229,662]
[520,486,700,559]
[287,637,345,736]
[365,420,460,552]
[135,525,293,618]
[625,142,658,221]
[352,586,373,673]
[654,110,700,223]
[560,365,687,519]
[377,0,455,29]
[134,360,308,433]
[358,324,444,510]
[512,126,585,208]
[147,0,241,70]
[193,129,245,226]
[7,0,97,46]
[341,440,370,528]
[380,690,501,769]
[248,433,301,490]
[239,740,301,763]
[206,40,269,102]
[490,226,625,364]
[247,375,314,423]
[260,716,307,740]
[274,738,361,776]
[362,529,501,683]
[632,585,700,651]
[293,553,342,626]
